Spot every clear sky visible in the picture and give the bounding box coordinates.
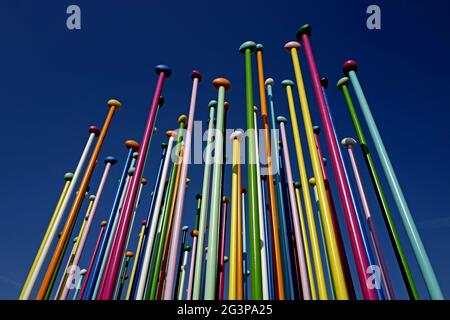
[0,0,449,299]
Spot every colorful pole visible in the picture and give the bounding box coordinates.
[164,70,202,299]
[37,99,121,300]
[136,130,177,299]
[72,269,87,300]
[337,73,420,299]
[20,126,99,300]
[126,220,147,300]
[186,195,202,300]
[82,140,138,300]
[260,175,273,299]
[241,188,249,300]
[218,196,229,300]
[280,76,329,299]
[277,116,311,300]
[174,226,190,299]
[252,106,269,299]
[117,251,134,300]
[100,65,171,300]
[341,138,395,299]
[177,245,192,300]
[192,100,217,300]
[253,43,284,299]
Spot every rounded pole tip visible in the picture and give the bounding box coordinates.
[154,64,172,77]
[283,41,301,52]
[212,78,231,91]
[73,237,79,243]
[224,256,229,263]
[141,178,147,185]
[158,95,165,107]
[191,70,202,81]
[323,157,327,165]
[208,100,217,109]
[343,60,358,75]
[88,125,100,136]
[277,116,288,123]
[224,101,230,111]
[265,78,274,87]
[222,196,230,203]
[89,195,96,201]
[104,156,118,165]
[101,220,107,227]
[125,251,134,258]
[108,99,122,110]
[141,219,147,226]
[336,77,350,89]
[125,140,140,151]
[294,181,301,189]
[281,79,294,87]
[186,178,191,184]
[182,225,189,232]
[296,24,312,41]
[239,41,257,53]
[183,245,192,252]
[256,43,264,52]
[196,193,202,200]
[166,130,177,138]
[230,130,244,141]
[313,126,321,135]
[341,137,358,148]
[161,142,168,149]
[64,172,74,181]
[128,167,135,176]
[320,77,329,89]
[308,177,316,186]
[178,114,188,125]
[80,269,87,276]
[132,152,139,159]
[241,187,247,194]
[191,230,199,237]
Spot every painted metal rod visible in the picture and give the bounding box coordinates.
[260,175,273,299]
[126,220,147,300]
[177,245,191,300]
[254,43,284,300]
[337,72,420,299]
[280,75,329,299]
[164,71,202,299]
[278,117,311,300]
[37,100,121,300]
[218,197,229,300]
[82,141,138,299]
[72,269,87,300]
[135,131,176,299]
[20,126,99,300]
[241,188,249,300]
[117,251,134,300]
[342,138,395,299]
[60,156,117,300]
[204,78,231,300]
[236,145,243,300]
[174,226,190,299]
[186,195,202,300]
[252,107,269,300]
[192,100,217,300]
[100,65,171,300]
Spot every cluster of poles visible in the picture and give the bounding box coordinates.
[20,24,443,300]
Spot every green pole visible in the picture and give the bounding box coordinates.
[239,41,262,299]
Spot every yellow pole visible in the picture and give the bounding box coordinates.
[284,41,348,299]
[126,220,147,300]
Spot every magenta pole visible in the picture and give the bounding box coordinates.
[296,24,377,300]
[98,65,171,300]
[218,196,229,300]
[163,70,201,300]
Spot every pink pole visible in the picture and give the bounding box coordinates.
[296,24,377,300]
[99,65,171,299]
[277,117,310,300]
[163,70,202,300]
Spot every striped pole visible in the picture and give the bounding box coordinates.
[37,99,121,300]
[337,72,420,299]
[126,220,147,300]
[342,138,395,299]
[177,245,192,300]
[280,76,329,299]
[100,65,171,300]
[204,78,231,299]
[72,269,87,300]
[117,251,134,300]
[192,100,217,300]
[82,140,139,300]
[252,106,269,299]
[277,116,311,299]
[136,130,177,300]
[218,196,229,300]
[20,125,99,300]
[59,156,117,300]
[164,71,202,299]
[174,226,190,299]
[254,43,285,299]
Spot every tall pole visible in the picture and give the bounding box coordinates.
[241,188,249,300]
[126,220,147,300]
[204,78,231,300]
[192,100,217,300]
[341,138,395,299]
[117,251,134,300]
[186,194,202,300]
[164,70,202,299]
[37,99,121,300]
[174,226,190,299]
[254,43,284,299]
[260,175,273,299]
[277,116,311,299]
[177,245,191,300]
[280,76,329,299]
[218,196,229,300]
[20,126,99,300]
[72,269,87,300]
[82,140,139,299]
[100,65,172,300]
[337,71,421,299]
[136,130,177,299]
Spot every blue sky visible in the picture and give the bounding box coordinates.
[0,0,449,299]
